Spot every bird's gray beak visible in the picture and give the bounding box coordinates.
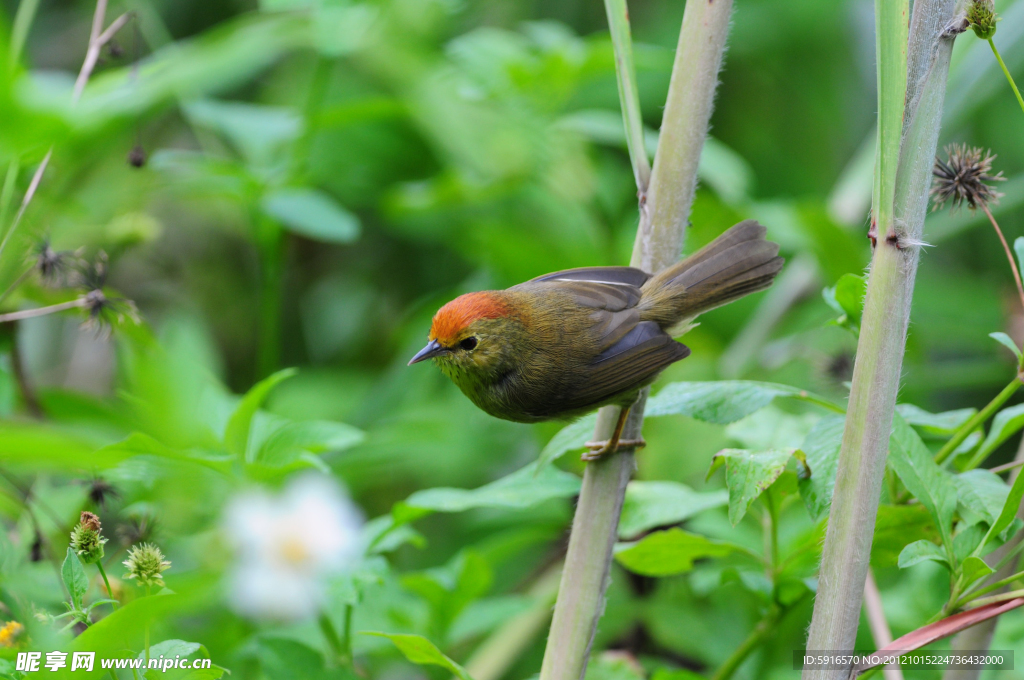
[408,339,448,365]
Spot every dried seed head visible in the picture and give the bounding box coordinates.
[84,477,119,508]
[968,0,997,39]
[122,543,171,588]
[118,513,156,546]
[78,252,140,335]
[79,511,101,532]
[33,239,81,287]
[931,144,1005,212]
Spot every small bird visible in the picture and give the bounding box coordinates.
[409,220,784,459]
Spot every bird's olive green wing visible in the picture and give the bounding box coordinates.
[514,273,689,413]
[566,321,690,410]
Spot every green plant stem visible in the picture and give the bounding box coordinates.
[988,38,1024,119]
[958,568,1024,606]
[95,561,116,610]
[962,588,1024,609]
[764,492,779,573]
[538,1,733,677]
[256,218,285,379]
[9,0,42,65]
[803,0,963,675]
[711,605,781,680]
[0,297,88,323]
[318,609,350,665]
[945,379,1023,468]
[0,160,19,232]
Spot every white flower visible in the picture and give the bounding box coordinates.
[223,473,363,621]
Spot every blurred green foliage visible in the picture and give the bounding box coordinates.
[0,0,1024,678]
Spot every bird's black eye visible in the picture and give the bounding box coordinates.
[459,336,478,351]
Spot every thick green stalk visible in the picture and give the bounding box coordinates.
[802,1,964,677]
[711,605,781,680]
[538,1,733,678]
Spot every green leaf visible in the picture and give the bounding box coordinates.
[872,504,936,568]
[614,528,740,577]
[646,381,806,424]
[537,412,597,466]
[896,404,978,438]
[961,555,995,588]
[708,448,796,525]
[618,481,728,538]
[822,273,866,334]
[975,459,1024,555]
[255,420,364,467]
[261,188,361,244]
[363,632,473,680]
[61,548,88,610]
[990,332,1022,360]
[585,651,646,680]
[898,540,948,568]
[955,469,1010,527]
[395,462,580,523]
[888,414,957,548]
[256,637,325,680]
[798,414,845,520]
[137,639,203,662]
[224,368,298,458]
[186,100,301,166]
[973,403,1024,465]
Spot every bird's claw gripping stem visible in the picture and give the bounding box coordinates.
[581,437,646,461]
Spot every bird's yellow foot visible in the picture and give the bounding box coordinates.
[581,438,646,461]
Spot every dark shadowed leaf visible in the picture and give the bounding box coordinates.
[955,469,1009,527]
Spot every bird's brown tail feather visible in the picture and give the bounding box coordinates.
[638,220,784,331]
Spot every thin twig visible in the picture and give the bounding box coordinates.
[0,2,128,262]
[990,459,1024,475]
[0,298,87,323]
[982,204,1024,315]
[864,570,904,680]
[988,38,1024,120]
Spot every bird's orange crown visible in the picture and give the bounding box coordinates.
[430,292,511,346]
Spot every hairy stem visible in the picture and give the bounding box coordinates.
[802,1,964,676]
[538,1,733,678]
[0,297,87,322]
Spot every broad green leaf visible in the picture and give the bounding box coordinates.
[261,188,361,244]
[708,448,796,525]
[888,414,957,547]
[537,412,597,466]
[618,481,728,538]
[224,368,298,458]
[363,632,473,680]
[896,404,977,438]
[955,469,1010,527]
[975,459,1024,554]
[954,524,988,563]
[647,381,805,424]
[67,594,187,661]
[898,540,948,568]
[395,462,580,523]
[137,639,203,661]
[973,403,1024,465]
[724,406,819,450]
[990,332,1022,360]
[615,528,740,577]
[798,414,845,520]
[61,548,88,610]
[961,555,995,588]
[255,420,364,467]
